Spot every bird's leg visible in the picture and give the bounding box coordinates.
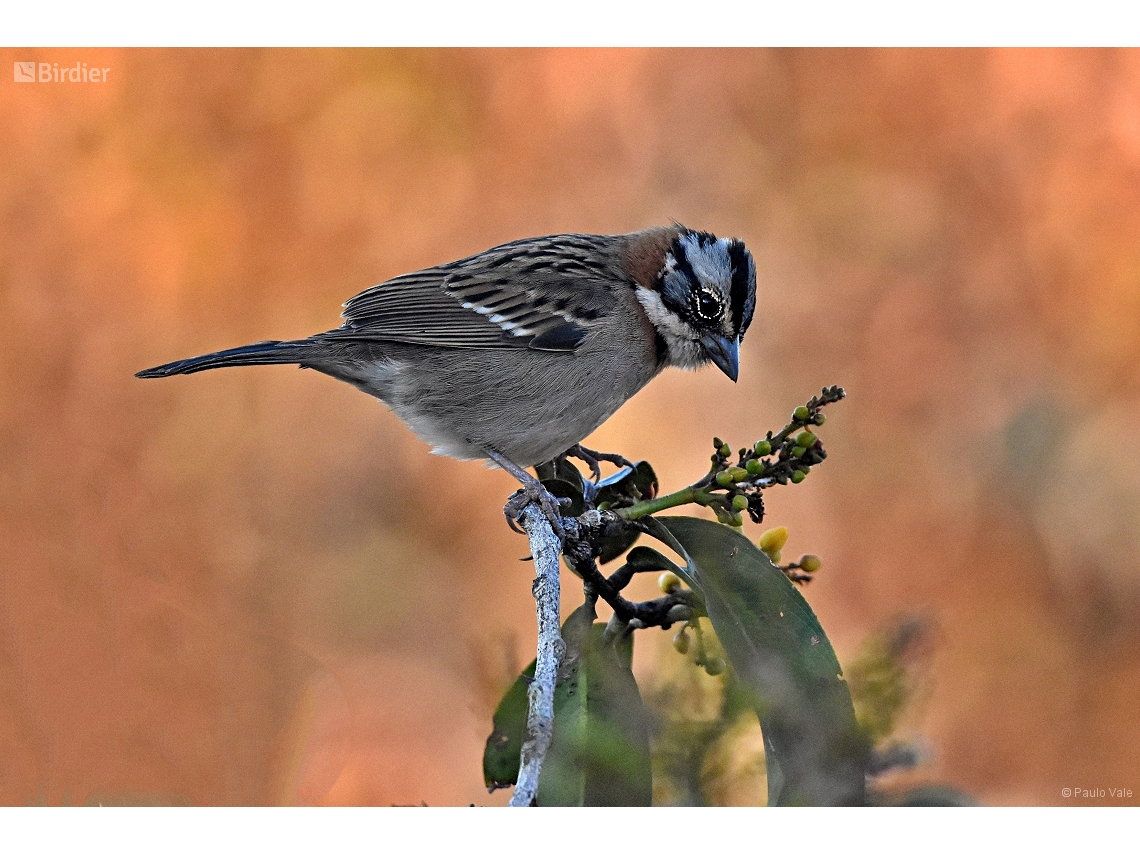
[486,448,570,539]
[559,445,601,481]
[564,444,635,483]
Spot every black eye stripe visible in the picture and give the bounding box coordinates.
[671,237,698,285]
[727,240,751,335]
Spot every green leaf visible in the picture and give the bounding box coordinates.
[625,545,680,573]
[598,528,641,564]
[594,462,658,563]
[482,605,653,804]
[537,623,653,806]
[535,457,586,493]
[536,459,587,517]
[483,659,535,791]
[483,603,592,792]
[594,461,658,506]
[644,516,868,806]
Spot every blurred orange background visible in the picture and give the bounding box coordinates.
[1,48,1138,807]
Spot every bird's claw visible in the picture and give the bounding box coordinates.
[564,444,635,483]
[504,483,569,539]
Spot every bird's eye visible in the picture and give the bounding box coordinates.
[694,288,723,321]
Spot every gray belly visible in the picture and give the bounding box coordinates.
[337,338,660,468]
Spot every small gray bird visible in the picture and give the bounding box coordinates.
[137,225,756,522]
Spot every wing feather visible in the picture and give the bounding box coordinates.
[331,234,627,351]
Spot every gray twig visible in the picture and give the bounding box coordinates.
[508,503,565,807]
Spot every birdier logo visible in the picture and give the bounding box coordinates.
[13,61,109,83]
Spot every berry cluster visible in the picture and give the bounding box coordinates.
[699,386,844,527]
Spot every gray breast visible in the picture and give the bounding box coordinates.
[370,334,660,467]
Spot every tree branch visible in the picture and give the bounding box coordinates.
[508,503,564,807]
[612,386,846,524]
[561,524,701,629]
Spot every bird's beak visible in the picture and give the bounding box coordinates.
[700,334,740,382]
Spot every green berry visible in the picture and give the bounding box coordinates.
[799,554,822,573]
[791,470,806,483]
[715,470,734,487]
[754,440,772,456]
[746,458,763,475]
[794,406,811,422]
[791,445,807,458]
[795,430,817,448]
[732,494,749,511]
[673,630,690,655]
[728,466,749,482]
[759,526,788,555]
[704,657,726,676]
[658,571,682,594]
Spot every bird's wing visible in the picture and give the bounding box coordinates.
[333,235,624,351]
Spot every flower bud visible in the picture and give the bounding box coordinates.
[799,554,822,573]
[754,440,772,456]
[795,430,817,448]
[746,458,763,475]
[658,571,682,594]
[813,412,826,426]
[704,657,726,676]
[728,466,749,482]
[791,445,807,458]
[719,443,732,458]
[794,406,811,422]
[732,494,749,511]
[715,470,734,487]
[791,470,806,483]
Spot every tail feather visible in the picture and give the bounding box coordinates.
[135,340,311,378]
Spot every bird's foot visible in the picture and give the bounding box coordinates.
[563,444,635,482]
[503,481,570,539]
[486,448,569,539]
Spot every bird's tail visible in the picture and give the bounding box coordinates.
[135,340,313,378]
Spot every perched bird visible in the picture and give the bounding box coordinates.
[137,225,756,525]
